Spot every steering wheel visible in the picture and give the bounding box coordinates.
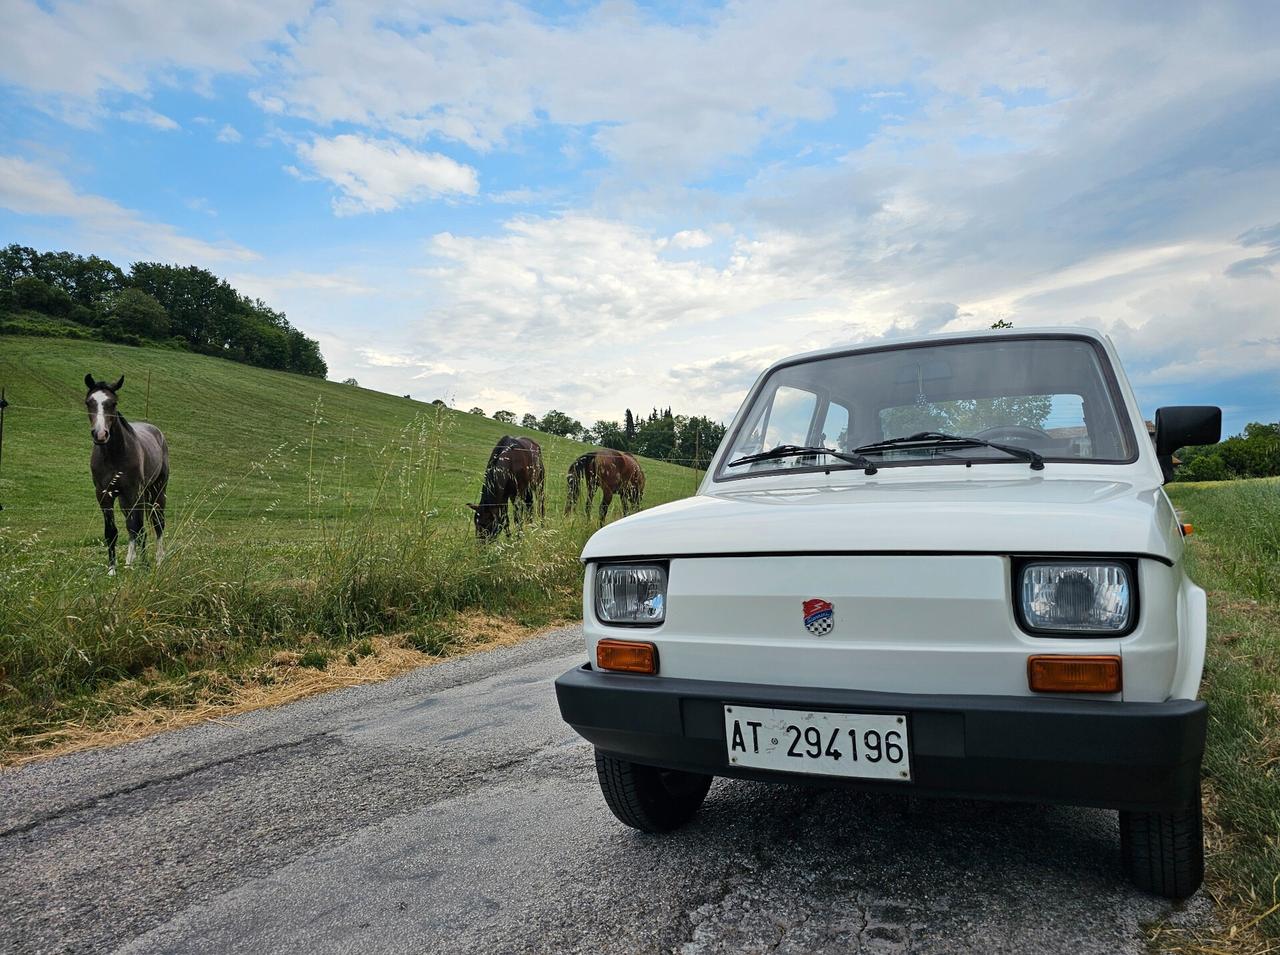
[972,424,1052,443]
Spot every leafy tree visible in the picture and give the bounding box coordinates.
[539,409,584,438]
[633,412,677,459]
[106,288,169,339]
[881,395,1052,439]
[11,276,74,317]
[624,408,636,441]
[1175,422,1280,481]
[342,377,359,386]
[286,329,328,378]
[674,415,727,469]
[468,406,485,415]
[591,420,627,450]
[1,245,123,311]
[990,319,1014,329]
[520,413,539,430]
[492,409,516,424]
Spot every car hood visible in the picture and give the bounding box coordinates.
[582,474,1182,564]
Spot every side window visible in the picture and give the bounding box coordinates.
[819,402,850,450]
[758,386,818,452]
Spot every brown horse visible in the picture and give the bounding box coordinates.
[84,373,169,574]
[565,450,645,523]
[468,435,545,540]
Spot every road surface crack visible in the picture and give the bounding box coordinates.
[0,733,327,840]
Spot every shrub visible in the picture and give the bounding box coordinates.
[106,288,169,339]
[12,277,73,317]
[299,650,329,670]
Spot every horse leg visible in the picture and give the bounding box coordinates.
[102,503,119,575]
[585,478,596,517]
[124,500,145,568]
[599,487,612,525]
[149,486,167,564]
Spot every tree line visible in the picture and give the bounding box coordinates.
[0,244,328,378]
[462,405,728,470]
[1174,422,1280,482]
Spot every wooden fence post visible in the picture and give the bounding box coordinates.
[0,387,8,511]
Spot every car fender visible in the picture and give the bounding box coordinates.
[1170,578,1207,701]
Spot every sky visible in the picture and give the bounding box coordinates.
[1,0,1278,435]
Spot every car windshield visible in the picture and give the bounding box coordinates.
[717,336,1136,479]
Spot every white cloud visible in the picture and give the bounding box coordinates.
[229,270,375,299]
[248,1,1275,179]
[0,155,257,264]
[216,124,242,143]
[0,0,310,101]
[2,1,1276,428]
[669,229,713,250]
[295,134,479,215]
[118,107,179,130]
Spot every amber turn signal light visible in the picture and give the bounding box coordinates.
[596,638,658,674]
[1181,523,1194,536]
[1027,655,1122,693]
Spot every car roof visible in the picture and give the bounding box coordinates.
[761,326,1113,375]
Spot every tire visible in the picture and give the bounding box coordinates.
[1119,791,1204,900]
[594,750,712,833]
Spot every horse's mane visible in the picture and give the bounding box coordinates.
[568,451,596,476]
[479,436,521,505]
[485,435,519,473]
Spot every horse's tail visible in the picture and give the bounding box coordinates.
[565,453,593,514]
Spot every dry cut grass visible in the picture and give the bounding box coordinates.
[2,611,571,769]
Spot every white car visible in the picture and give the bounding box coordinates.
[556,327,1221,899]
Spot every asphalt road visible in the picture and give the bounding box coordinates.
[0,626,1208,954]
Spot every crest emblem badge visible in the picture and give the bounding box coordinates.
[802,598,834,635]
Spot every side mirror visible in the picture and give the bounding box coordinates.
[1153,406,1220,484]
[1154,406,1221,456]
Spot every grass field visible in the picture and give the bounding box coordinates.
[0,336,702,759]
[1163,478,1280,949]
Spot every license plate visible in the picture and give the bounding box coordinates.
[724,704,911,781]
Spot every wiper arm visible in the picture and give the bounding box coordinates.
[727,443,878,473]
[852,431,1045,471]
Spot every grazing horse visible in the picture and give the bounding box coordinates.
[84,374,169,574]
[565,450,645,524]
[468,435,545,540]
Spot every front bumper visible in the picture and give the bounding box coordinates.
[555,664,1206,812]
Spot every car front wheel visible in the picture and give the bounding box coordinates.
[594,750,712,833]
[1119,789,1204,900]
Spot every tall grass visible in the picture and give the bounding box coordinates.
[1166,478,1280,943]
[0,401,604,749]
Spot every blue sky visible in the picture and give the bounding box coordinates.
[2,1,1278,434]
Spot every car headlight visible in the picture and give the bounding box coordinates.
[1018,561,1133,633]
[595,563,666,626]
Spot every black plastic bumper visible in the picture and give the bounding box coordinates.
[555,664,1206,812]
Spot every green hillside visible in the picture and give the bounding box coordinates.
[0,336,700,544]
[0,337,701,755]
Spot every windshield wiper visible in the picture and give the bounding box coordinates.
[727,443,879,474]
[852,431,1045,471]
